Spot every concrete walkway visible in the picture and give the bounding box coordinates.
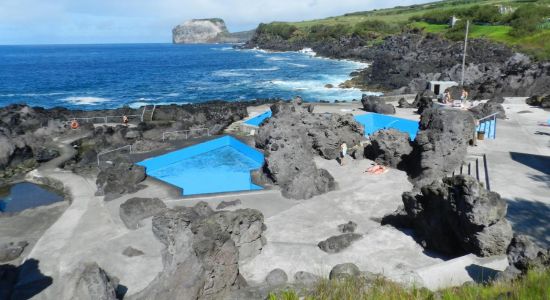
[475,98,550,248]
[21,134,163,299]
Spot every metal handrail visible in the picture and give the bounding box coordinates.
[70,114,141,124]
[162,128,210,141]
[97,145,133,166]
[477,112,498,139]
[451,153,491,191]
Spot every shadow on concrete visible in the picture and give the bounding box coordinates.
[509,152,550,175]
[465,264,500,284]
[534,131,550,137]
[1,259,52,300]
[507,198,550,248]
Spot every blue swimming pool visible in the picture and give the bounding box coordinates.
[354,113,420,140]
[137,136,264,196]
[244,110,272,127]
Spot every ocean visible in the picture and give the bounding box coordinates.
[0,43,377,110]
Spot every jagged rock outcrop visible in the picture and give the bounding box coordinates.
[96,159,146,201]
[361,95,395,115]
[506,235,550,274]
[410,108,475,188]
[365,129,413,169]
[255,99,364,199]
[132,203,266,300]
[172,18,253,44]
[119,197,167,230]
[396,176,513,257]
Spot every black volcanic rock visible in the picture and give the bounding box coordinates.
[365,129,413,169]
[255,99,364,199]
[399,175,513,257]
[361,95,396,115]
[119,197,167,230]
[133,204,266,300]
[410,108,475,188]
[96,160,146,201]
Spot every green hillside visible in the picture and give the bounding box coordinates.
[257,0,550,60]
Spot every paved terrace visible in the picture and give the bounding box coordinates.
[23,99,549,296]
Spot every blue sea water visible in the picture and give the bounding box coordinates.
[0,43,375,110]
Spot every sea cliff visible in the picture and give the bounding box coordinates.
[172,18,253,44]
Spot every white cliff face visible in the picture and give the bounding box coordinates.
[172,18,253,44]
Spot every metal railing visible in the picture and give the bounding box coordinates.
[477,112,499,140]
[451,153,491,191]
[161,128,210,141]
[97,145,133,167]
[70,114,142,124]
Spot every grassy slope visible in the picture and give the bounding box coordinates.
[267,0,550,60]
[268,268,550,300]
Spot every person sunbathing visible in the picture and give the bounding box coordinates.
[365,164,388,175]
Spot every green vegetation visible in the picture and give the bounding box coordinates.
[268,268,550,300]
[257,0,550,60]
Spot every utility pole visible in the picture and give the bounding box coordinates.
[461,20,470,87]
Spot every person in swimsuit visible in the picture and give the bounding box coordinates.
[340,143,348,166]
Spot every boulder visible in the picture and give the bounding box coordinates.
[361,95,396,115]
[0,241,28,263]
[69,263,118,300]
[255,100,363,199]
[398,98,415,108]
[265,268,288,286]
[506,234,550,274]
[133,204,266,300]
[34,147,59,163]
[96,160,146,201]
[329,263,361,280]
[216,199,242,210]
[542,95,550,108]
[318,233,363,254]
[400,175,513,257]
[526,95,543,106]
[410,108,475,188]
[122,246,144,257]
[337,221,357,233]
[294,271,320,286]
[119,197,167,229]
[469,101,506,119]
[365,129,413,169]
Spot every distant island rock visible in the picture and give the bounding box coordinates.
[172,18,254,44]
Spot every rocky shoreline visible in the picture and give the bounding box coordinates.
[244,30,550,99]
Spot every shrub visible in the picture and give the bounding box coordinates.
[508,4,550,37]
[353,20,400,36]
[257,23,299,39]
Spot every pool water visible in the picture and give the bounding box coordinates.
[244,110,272,127]
[0,182,64,213]
[354,113,420,140]
[137,136,264,196]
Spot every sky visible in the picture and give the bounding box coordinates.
[0,0,431,45]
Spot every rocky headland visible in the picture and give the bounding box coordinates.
[172,18,254,44]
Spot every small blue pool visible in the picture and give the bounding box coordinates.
[354,113,420,140]
[244,110,272,127]
[137,136,264,196]
[0,182,64,213]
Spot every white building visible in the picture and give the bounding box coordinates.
[428,81,459,97]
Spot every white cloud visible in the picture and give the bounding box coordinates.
[0,0,430,44]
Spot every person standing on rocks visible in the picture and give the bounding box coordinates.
[340,142,348,166]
